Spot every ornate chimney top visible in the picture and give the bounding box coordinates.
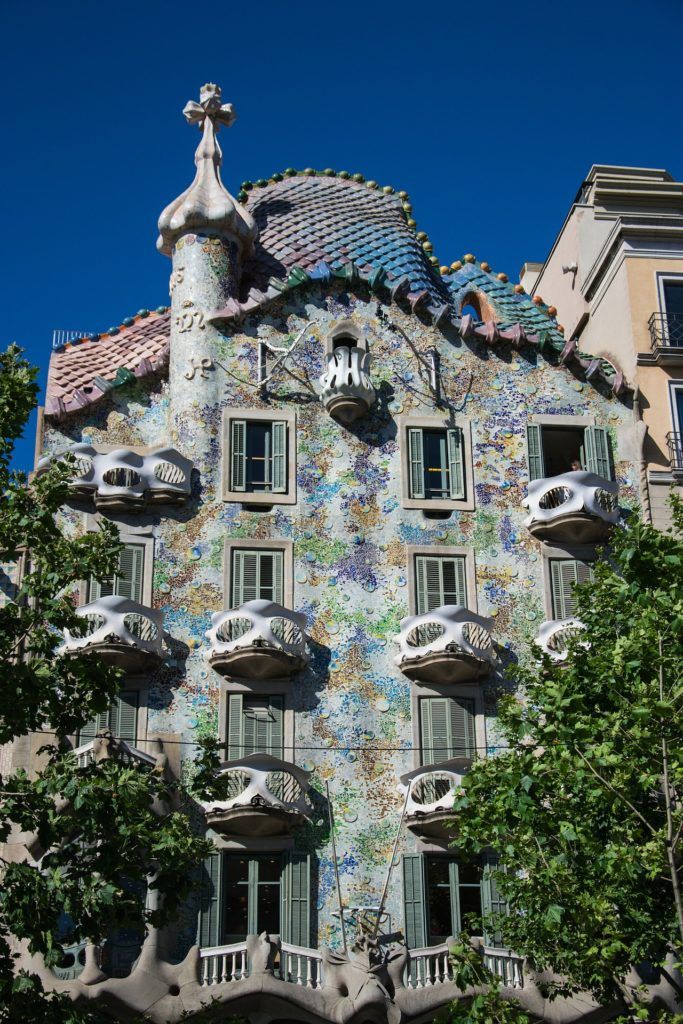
[157,83,258,257]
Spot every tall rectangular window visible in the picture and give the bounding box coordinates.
[223,854,282,943]
[230,419,287,495]
[414,554,467,614]
[549,558,594,619]
[419,696,475,764]
[408,426,465,501]
[526,424,614,481]
[230,548,284,607]
[663,280,683,347]
[226,694,284,760]
[88,544,145,603]
[78,690,139,745]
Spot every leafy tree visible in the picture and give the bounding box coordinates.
[0,346,210,1022]
[446,499,683,1019]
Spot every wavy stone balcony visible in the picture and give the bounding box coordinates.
[395,605,494,684]
[201,753,313,836]
[37,444,193,512]
[60,596,164,672]
[535,618,587,664]
[72,734,164,771]
[318,345,375,424]
[205,600,308,679]
[523,471,619,543]
[398,758,468,839]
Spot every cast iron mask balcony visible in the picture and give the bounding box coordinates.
[398,758,468,839]
[201,753,313,836]
[648,312,683,350]
[37,444,193,512]
[60,596,164,672]
[72,732,164,771]
[523,471,619,543]
[205,600,309,679]
[395,605,494,684]
[318,345,375,425]
[535,618,587,663]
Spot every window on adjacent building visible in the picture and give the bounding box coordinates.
[402,854,506,951]
[88,543,145,604]
[230,419,287,495]
[408,426,465,501]
[78,690,139,746]
[526,424,613,481]
[230,548,284,607]
[419,696,475,764]
[549,558,594,619]
[198,851,310,949]
[663,281,683,319]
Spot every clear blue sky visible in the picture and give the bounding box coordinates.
[3,0,682,470]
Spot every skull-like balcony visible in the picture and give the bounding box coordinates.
[523,471,619,544]
[398,759,468,839]
[395,605,494,684]
[205,600,308,680]
[318,345,375,424]
[535,618,588,663]
[60,596,164,673]
[202,753,313,836]
[37,444,193,512]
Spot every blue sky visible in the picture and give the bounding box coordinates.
[3,0,682,470]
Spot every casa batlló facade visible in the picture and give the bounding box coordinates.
[11,84,676,1023]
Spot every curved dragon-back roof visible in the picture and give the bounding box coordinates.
[45,169,628,419]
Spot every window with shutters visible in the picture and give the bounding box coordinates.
[414,555,467,614]
[549,558,595,619]
[78,690,139,745]
[230,549,285,607]
[88,544,145,604]
[226,694,284,760]
[401,418,473,511]
[224,409,296,505]
[419,696,476,764]
[526,423,614,481]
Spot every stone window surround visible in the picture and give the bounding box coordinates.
[656,271,683,316]
[223,538,294,610]
[405,544,478,617]
[540,540,597,620]
[324,319,369,356]
[667,379,683,435]
[222,407,297,506]
[398,414,475,512]
[408,681,488,775]
[80,513,155,608]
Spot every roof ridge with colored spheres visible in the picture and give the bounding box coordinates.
[45,167,628,420]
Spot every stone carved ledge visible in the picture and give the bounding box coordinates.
[60,596,164,672]
[395,604,494,684]
[523,471,619,544]
[205,600,308,679]
[398,757,469,839]
[535,619,588,664]
[201,753,313,836]
[37,444,193,512]
[318,345,375,424]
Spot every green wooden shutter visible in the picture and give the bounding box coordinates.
[408,428,425,499]
[550,559,594,619]
[415,556,467,613]
[271,421,287,493]
[232,550,260,606]
[281,852,310,944]
[230,419,247,492]
[450,697,475,757]
[526,424,545,481]
[116,545,144,602]
[227,693,244,759]
[583,426,613,480]
[113,691,138,743]
[78,707,111,745]
[421,697,475,764]
[197,852,223,948]
[482,855,508,948]
[271,551,284,605]
[447,428,465,500]
[402,854,426,949]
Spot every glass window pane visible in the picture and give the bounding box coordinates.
[664,282,683,317]
[224,856,249,884]
[459,886,483,932]
[423,430,449,498]
[458,862,482,885]
[247,423,271,491]
[223,887,249,939]
[258,855,281,882]
[257,883,281,934]
[426,857,454,943]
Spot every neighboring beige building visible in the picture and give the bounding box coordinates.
[525,165,683,530]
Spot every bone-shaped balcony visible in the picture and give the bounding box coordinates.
[395,605,494,684]
[523,471,618,543]
[398,758,468,839]
[37,444,193,512]
[61,596,164,672]
[318,345,375,424]
[205,600,308,679]
[72,733,163,771]
[535,618,587,664]
[202,753,313,836]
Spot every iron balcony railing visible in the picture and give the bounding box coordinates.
[648,312,683,349]
[667,432,683,471]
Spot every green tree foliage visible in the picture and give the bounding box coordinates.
[0,346,210,1022]
[447,500,683,1017]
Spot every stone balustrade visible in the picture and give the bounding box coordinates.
[205,599,308,679]
[398,758,468,838]
[37,444,193,511]
[535,618,587,663]
[318,345,375,424]
[523,471,619,543]
[395,604,494,684]
[60,596,164,672]
[72,736,161,771]
[201,753,313,836]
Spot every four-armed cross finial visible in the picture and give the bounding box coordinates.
[182,83,236,132]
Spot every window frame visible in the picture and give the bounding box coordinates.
[218,682,293,761]
[406,545,478,615]
[224,539,294,610]
[541,542,596,620]
[409,678,487,774]
[399,415,474,512]
[656,272,683,318]
[80,518,155,608]
[223,408,297,506]
[667,380,683,435]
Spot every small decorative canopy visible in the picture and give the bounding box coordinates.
[157,83,258,257]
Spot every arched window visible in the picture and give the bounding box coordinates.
[326,320,367,356]
[460,294,482,321]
